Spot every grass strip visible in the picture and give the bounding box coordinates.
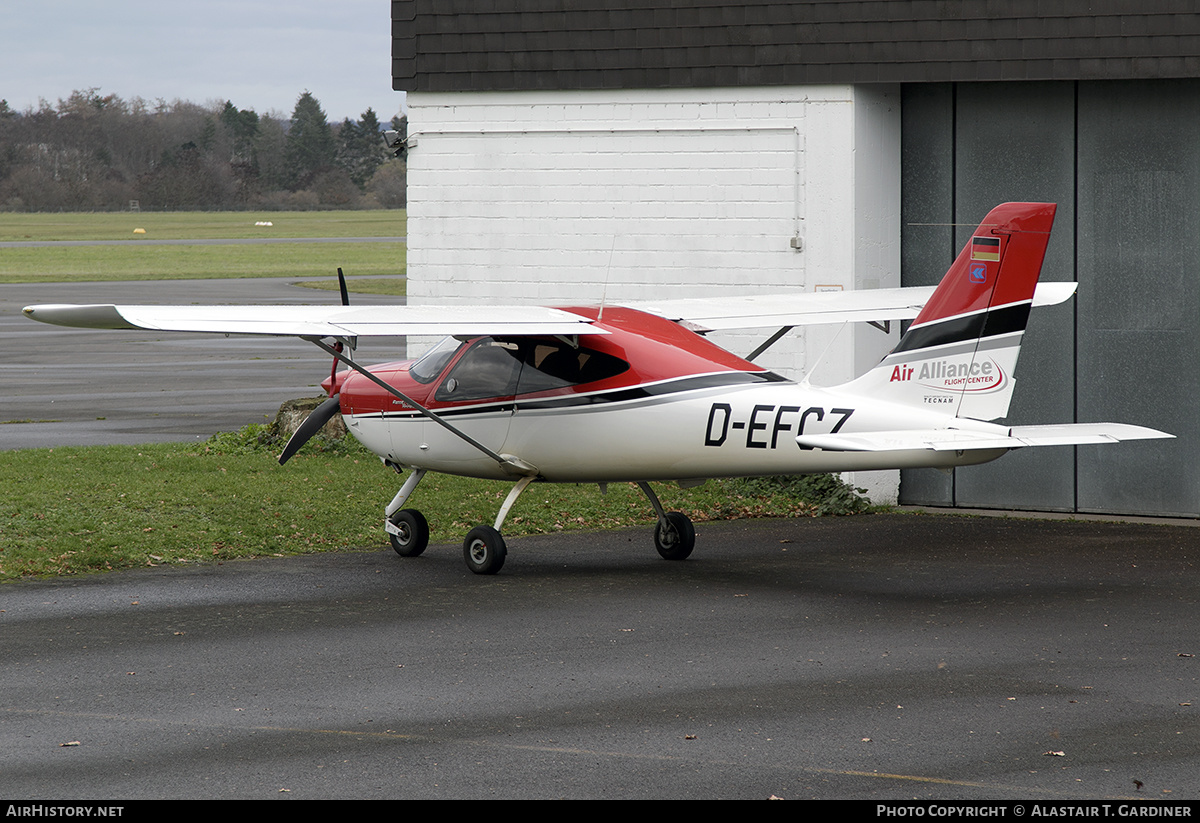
[0,210,406,242]
[0,242,406,283]
[0,429,871,581]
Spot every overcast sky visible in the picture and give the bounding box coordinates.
[2,1,403,122]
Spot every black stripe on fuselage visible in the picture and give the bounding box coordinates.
[378,371,788,420]
[515,371,787,411]
[893,302,1031,355]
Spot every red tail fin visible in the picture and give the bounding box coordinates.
[911,202,1057,329]
[841,202,1057,420]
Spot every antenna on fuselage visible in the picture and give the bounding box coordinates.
[798,322,850,388]
[597,236,616,323]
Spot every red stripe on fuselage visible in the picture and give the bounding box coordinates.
[337,306,767,417]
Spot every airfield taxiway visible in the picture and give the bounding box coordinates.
[0,277,406,450]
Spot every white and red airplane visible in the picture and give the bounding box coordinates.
[24,202,1171,574]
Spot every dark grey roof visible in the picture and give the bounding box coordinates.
[392,0,1200,92]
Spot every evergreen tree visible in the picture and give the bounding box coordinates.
[284,91,335,188]
[336,107,388,189]
[219,101,260,162]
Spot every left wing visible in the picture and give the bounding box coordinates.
[21,304,609,338]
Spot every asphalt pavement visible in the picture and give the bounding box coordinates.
[0,277,406,449]
[3,513,1199,800]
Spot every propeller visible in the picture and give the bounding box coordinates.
[278,394,342,465]
[278,268,353,465]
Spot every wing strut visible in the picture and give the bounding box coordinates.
[746,326,794,361]
[304,337,539,478]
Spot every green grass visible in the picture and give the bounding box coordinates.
[0,242,407,283]
[0,210,406,242]
[0,429,871,581]
[0,210,407,283]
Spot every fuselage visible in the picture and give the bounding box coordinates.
[334,306,1007,482]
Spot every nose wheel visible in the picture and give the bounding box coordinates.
[387,509,429,557]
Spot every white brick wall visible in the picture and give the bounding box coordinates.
[405,85,902,501]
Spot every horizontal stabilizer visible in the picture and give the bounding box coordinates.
[1006,423,1174,447]
[796,423,1173,453]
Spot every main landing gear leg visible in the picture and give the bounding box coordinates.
[636,481,695,561]
[462,475,536,576]
[385,468,429,557]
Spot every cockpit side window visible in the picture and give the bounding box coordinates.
[410,337,463,384]
[435,338,523,401]
[427,337,630,401]
[513,339,629,395]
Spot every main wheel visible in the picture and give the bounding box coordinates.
[654,511,695,561]
[463,525,507,575]
[388,509,429,557]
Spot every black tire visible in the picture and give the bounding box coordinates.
[388,509,429,557]
[463,525,507,575]
[654,511,695,561]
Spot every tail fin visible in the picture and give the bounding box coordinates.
[841,202,1057,420]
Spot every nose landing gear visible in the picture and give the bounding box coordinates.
[383,469,695,574]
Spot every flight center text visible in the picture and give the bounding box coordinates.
[703,402,853,448]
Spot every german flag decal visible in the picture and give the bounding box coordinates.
[971,236,1001,262]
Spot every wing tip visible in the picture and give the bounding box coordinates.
[23,304,135,330]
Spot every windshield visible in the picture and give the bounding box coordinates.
[409,336,463,383]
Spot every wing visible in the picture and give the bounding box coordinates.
[23,281,1076,338]
[621,281,1077,332]
[21,303,608,338]
[795,423,1172,453]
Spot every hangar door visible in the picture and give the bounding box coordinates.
[900,81,1199,517]
[407,124,805,302]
